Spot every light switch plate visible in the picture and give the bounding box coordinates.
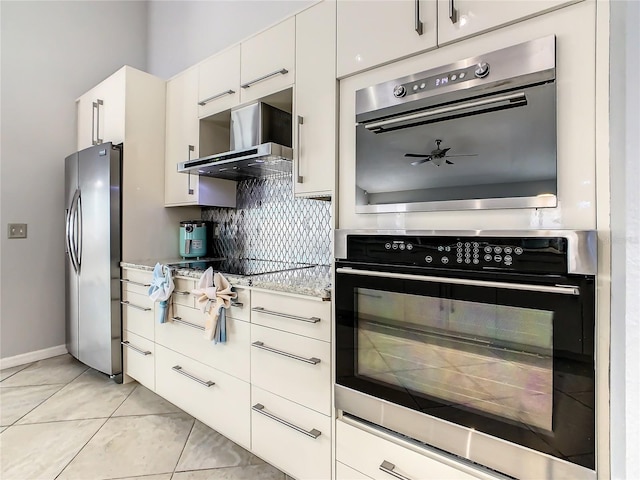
[8,223,27,239]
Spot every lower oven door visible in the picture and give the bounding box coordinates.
[335,263,595,479]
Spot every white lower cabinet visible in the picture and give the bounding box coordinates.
[337,420,496,480]
[155,344,250,449]
[122,290,154,341]
[122,330,155,391]
[251,386,331,480]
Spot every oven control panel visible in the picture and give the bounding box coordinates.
[349,236,569,274]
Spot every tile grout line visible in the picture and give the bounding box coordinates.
[172,416,197,476]
[5,383,69,428]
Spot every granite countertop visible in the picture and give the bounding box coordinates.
[121,259,332,300]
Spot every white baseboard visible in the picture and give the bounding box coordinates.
[0,345,68,370]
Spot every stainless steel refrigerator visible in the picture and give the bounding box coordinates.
[65,142,122,376]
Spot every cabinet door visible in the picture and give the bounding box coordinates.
[198,45,241,118]
[240,17,295,104]
[294,0,337,198]
[76,92,96,151]
[98,70,126,146]
[337,0,438,78]
[437,0,582,45]
[166,68,237,207]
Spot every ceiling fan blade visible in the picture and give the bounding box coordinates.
[445,160,454,165]
[404,153,432,158]
[410,157,432,166]
[444,154,479,158]
[440,147,451,154]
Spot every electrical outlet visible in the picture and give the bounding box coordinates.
[8,223,27,239]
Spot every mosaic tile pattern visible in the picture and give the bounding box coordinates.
[201,174,332,266]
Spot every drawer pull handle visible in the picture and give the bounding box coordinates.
[380,461,412,480]
[120,300,151,312]
[231,302,243,308]
[241,68,288,89]
[251,307,320,324]
[120,278,151,287]
[172,365,215,387]
[171,316,205,331]
[121,341,151,356]
[252,341,320,365]
[198,89,235,106]
[252,403,321,439]
[173,290,191,296]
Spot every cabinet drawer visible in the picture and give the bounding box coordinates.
[251,290,331,341]
[228,287,250,321]
[122,290,154,340]
[157,304,250,381]
[155,345,250,449]
[122,331,155,391]
[251,324,330,415]
[337,420,493,480]
[337,462,372,480]
[121,269,153,295]
[251,386,331,480]
[172,277,196,308]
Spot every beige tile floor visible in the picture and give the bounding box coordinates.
[0,354,288,480]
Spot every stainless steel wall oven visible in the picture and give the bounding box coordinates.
[355,36,557,213]
[335,230,596,479]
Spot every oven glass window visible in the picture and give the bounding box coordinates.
[356,288,554,431]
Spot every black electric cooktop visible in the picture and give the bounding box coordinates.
[169,258,316,277]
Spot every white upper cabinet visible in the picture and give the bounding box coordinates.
[76,69,126,151]
[294,0,337,198]
[165,67,236,207]
[437,0,583,45]
[337,0,438,78]
[198,45,241,118]
[240,17,295,104]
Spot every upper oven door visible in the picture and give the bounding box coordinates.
[354,36,557,214]
[334,263,595,470]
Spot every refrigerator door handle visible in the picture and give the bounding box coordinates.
[68,189,81,274]
[76,193,83,271]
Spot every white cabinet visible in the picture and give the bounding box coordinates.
[437,0,582,45]
[165,67,236,207]
[76,68,126,151]
[337,0,438,78]
[294,0,337,198]
[337,419,499,480]
[122,331,155,391]
[198,45,241,118]
[240,17,295,104]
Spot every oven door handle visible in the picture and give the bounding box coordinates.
[362,92,527,133]
[336,267,580,295]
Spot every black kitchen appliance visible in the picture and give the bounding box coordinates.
[335,230,596,480]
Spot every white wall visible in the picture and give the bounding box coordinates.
[609,0,640,477]
[146,0,315,79]
[0,1,148,359]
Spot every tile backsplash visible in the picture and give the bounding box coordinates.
[201,173,332,266]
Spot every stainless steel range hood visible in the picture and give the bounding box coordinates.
[178,102,292,181]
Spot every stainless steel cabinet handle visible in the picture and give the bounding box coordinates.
[415,0,424,35]
[198,89,235,106]
[94,99,103,144]
[121,341,151,356]
[252,341,321,365]
[172,365,214,387]
[449,0,458,24]
[120,279,151,287]
[231,302,244,308]
[252,403,321,439]
[173,290,191,296]
[251,306,321,324]
[91,101,97,146]
[336,267,580,295]
[171,316,205,331]
[120,300,152,311]
[241,68,288,89]
[364,92,527,132]
[380,461,412,480]
[187,145,195,195]
[296,115,304,184]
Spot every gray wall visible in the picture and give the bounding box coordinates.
[609,0,640,478]
[0,1,148,359]
[147,0,315,79]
